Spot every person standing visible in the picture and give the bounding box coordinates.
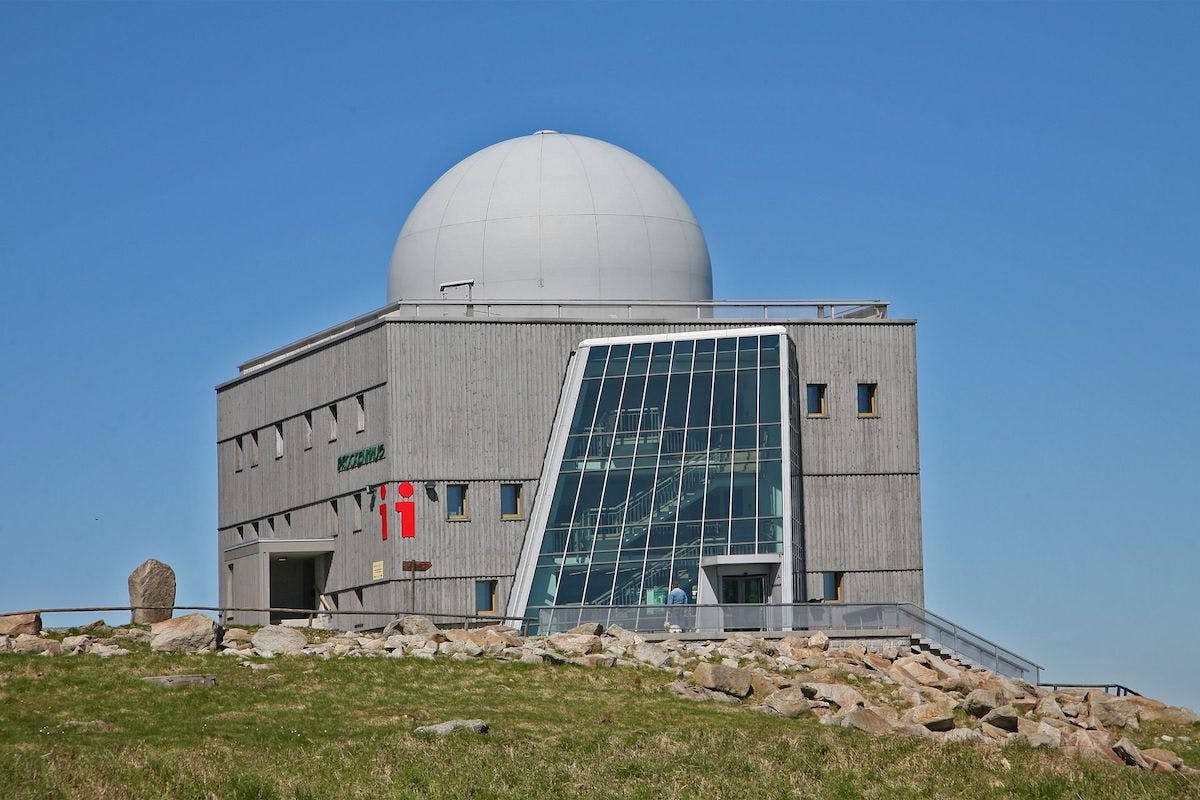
[667,582,690,632]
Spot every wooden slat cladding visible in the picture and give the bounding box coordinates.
[801,474,924,572]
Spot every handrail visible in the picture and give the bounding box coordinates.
[233,298,892,376]
[1039,683,1141,697]
[1,605,530,628]
[898,604,1045,670]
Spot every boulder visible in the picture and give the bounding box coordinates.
[693,662,752,698]
[383,615,439,637]
[149,613,217,653]
[565,622,604,636]
[605,624,644,647]
[251,625,308,655]
[61,635,90,652]
[128,559,176,624]
[889,661,942,687]
[0,636,11,652]
[1113,737,1150,770]
[940,728,986,745]
[979,722,1010,742]
[11,634,60,655]
[1141,747,1183,769]
[981,705,1019,732]
[1065,729,1123,765]
[90,643,130,657]
[413,719,489,736]
[808,631,830,651]
[631,643,671,668]
[762,688,813,718]
[1034,696,1066,720]
[801,681,866,710]
[903,702,957,732]
[964,686,1003,714]
[1087,690,1139,731]
[0,612,42,636]
[666,680,737,703]
[1015,716,1062,749]
[547,633,601,656]
[838,707,894,736]
[222,628,252,644]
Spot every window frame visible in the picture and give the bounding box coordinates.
[822,571,845,602]
[805,383,828,418]
[856,382,878,418]
[328,403,339,442]
[355,394,366,433]
[303,411,313,450]
[274,422,284,459]
[234,436,244,472]
[249,430,260,468]
[474,579,498,615]
[446,483,470,521]
[500,483,523,519]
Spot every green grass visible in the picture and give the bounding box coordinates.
[1,650,1197,800]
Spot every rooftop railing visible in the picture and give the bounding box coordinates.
[236,299,891,376]
[535,602,1043,682]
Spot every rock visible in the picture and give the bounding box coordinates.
[981,705,1019,732]
[1011,697,1038,715]
[1088,691,1139,731]
[749,673,781,699]
[923,654,961,684]
[666,680,737,703]
[979,722,1010,742]
[141,674,216,688]
[903,702,957,732]
[11,634,60,655]
[222,628,252,644]
[1034,696,1066,720]
[383,615,439,637]
[808,631,829,651]
[565,622,604,636]
[762,688,813,718]
[149,613,217,653]
[964,690,1003,719]
[1015,717,1062,748]
[693,662,752,698]
[1157,705,1200,725]
[80,619,109,633]
[940,728,986,745]
[61,635,91,652]
[414,719,488,736]
[839,707,894,736]
[128,559,176,624]
[0,636,10,652]
[1065,729,1123,765]
[547,633,601,656]
[251,625,308,655]
[1113,737,1150,769]
[631,643,671,668]
[889,661,942,687]
[605,624,644,647]
[1141,747,1182,769]
[0,612,42,636]
[91,643,130,657]
[800,681,867,710]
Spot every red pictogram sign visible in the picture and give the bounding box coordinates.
[377,482,416,540]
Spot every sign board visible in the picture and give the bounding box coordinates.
[337,443,385,472]
[402,560,432,572]
[371,560,385,580]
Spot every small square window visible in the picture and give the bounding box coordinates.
[328,404,338,442]
[822,571,844,602]
[355,394,366,433]
[447,484,469,520]
[474,579,497,614]
[805,384,827,417]
[274,422,284,459]
[856,383,878,417]
[500,483,523,519]
[303,411,313,450]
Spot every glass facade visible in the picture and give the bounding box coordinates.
[518,331,790,627]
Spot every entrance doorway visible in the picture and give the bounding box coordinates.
[269,555,330,624]
[721,575,766,604]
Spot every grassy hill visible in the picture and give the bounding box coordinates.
[1,648,1197,800]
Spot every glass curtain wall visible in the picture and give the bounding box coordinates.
[523,332,787,627]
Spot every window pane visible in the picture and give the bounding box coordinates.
[710,371,735,426]
[759,335,780,367]
[604,343,630,377]
[758,368,781,424]
[571,379,603,429]
[663,373,691,430]
[857,383,877,415]
[555,565,589,604]
[627,342,651,376]
[686,371,712,427]
[474,581,495,613]
[447,485,467,517]
[649,341,673,374]
[670,339,694,372]
[583,346,609,378]
[735,368,758,425]
[583,564,616,604]
[529,567,559,607]
[548,473,581,527]
[692,338,715,371]
[806,384,826,416]
[715,336,738,370]
[758,460,783,516]
[501,484,521,516]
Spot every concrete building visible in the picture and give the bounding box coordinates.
[216,131,922,633]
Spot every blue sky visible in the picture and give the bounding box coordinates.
[1,3,1197,707]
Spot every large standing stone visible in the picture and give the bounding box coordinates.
[149,613,217,653]
[251,625,309,655]
[0,612,42,636]
[128,559,176,624]
[693,662,753,697]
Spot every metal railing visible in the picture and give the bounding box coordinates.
[236,299,891,376]
[534,602,1042,682]
[1038,683,1141,697]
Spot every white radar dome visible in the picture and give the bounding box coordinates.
[387,131,713,303]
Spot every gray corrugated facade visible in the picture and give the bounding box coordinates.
[216,308,922,630]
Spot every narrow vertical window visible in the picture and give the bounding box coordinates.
[822,571,844,602]
[353,493,363,532]
[328,403,338,441]
[805,384,827,417]
[251,520,260,537]
[265,516,274,536]
[500,483,523,519]
[283,512,291,534]
[474,580,497,614]
[235,436,244,472]
[355,393,366,433]
[856,383,878,417]
[236,524,244,541]
[249,431,260,467]
[303,411,313,450]
[329,499,339,535]
[447,484,469,520]
[274,422,284,459]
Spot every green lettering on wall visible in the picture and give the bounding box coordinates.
[336,443,386,473]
